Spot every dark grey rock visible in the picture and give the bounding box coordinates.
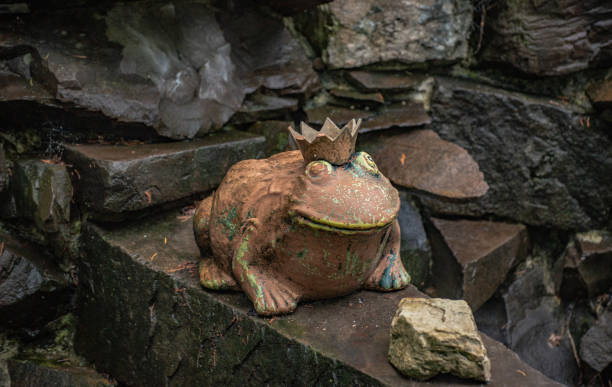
[7,359,115,387]
[580,303,612,372]
[312,0,472,69]
[473,295,508,346]
[0,233,73,329]
[397,191,430,288]
[231,93,298,125]
[0,145,7,193]
[0,1,316,139]
[0,159,72,233]
[247,120,294,157]
[482,0,612,75]
[425,77,612,230]
[74,209,561,386]
[555,230,612,300]
[64,130,265,221]
[503,257,579,385]
[428,218,529,311]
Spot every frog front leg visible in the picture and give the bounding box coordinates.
[365,219,411,291]
[232,219,300,315]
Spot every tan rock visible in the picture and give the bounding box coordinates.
[388,298,491,382]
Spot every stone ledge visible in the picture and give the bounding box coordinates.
[75,209,561,386]
[64,130,265,221]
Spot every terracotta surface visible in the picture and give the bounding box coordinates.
[194,120,410,315]
[376,129,489,199]
[288,119,360,164]
[430,218,529,310]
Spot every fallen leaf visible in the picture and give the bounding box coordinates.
[516,370,526,376]
[144,190,152,203]
[177,215,192,222]
[548,332,562,347]
[150,252,158,262]
[400,153,406,166]
[164,236,167,245]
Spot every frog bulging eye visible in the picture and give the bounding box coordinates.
[354,152,379,175]
[306,160,333,180]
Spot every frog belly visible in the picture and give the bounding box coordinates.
[273,223,391,299]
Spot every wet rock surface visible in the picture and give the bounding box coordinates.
[0,233,73,329]
[7,359,115,387]
[74,209,561,386]
[429,218,529,310]
[64,130,265,221]
[0,159,72,232]
[0,0,316,139]
[580,303,612,373]
[482,0,612,75]
[376,129,488,199]
[555,230,612,300]
[503,257,579,385]
[388,298,491,382]
[318,0,472,69]
[397,191,430,288]
[428,77,612,229]
[247,120,294,157]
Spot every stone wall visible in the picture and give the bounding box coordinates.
[1,0,611,385]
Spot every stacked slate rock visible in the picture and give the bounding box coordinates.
[0,0,610,385]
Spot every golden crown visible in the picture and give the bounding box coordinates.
[288,118,361,165]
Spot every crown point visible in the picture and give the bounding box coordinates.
[288,117,361,165]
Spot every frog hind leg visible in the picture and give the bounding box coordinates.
[194,195,239,290]
[232,219,300,316]
[364,219,411,291]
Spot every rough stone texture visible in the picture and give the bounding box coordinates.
[64,130,265,221]
[7,359,115,387]
[473,295,508,346]
[231,93,297,125]
[428,77,612,229]
[503,257,579,385]
[388,298,491,382]
[376,130,488,199]
[482,0,612,75]
[580,303,612,372]
[0,159,72,232]
[360,105,431,133]
[429,218,529,311]
[0,233,73,328]
[329,88,385,105]
[75,209,561,386]
[347,71,427,92]
[0,0,316,139]
[397,191,430,288]
[321,0,472,68]
[587,79,612,108]
[555,230,612,300]
[305,105,375,126]
[0,145,7,193]
[247,120,294,157]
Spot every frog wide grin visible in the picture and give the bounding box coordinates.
[293,213,394,235]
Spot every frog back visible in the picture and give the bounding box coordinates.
[209,151,304,266]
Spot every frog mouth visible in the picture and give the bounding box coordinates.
[294,214,393,235]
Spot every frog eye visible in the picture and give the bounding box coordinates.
[306,160,332,180]
[355,152,379,175]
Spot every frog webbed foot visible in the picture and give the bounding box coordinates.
[249,272,299,316]
[364,248,410,291]
[365,219,410,291]
[199,258,239,291]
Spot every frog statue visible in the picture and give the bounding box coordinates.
[193,118,410,315]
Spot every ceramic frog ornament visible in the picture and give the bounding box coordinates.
[193,118,410,315]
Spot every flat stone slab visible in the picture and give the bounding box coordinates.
[429,218,529,310]
[360,105,431,133]
[75,209,560,386]
[305,105,375,126]
[375,130,489,199]
[347,71,426,92]
[64,130,265,221]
